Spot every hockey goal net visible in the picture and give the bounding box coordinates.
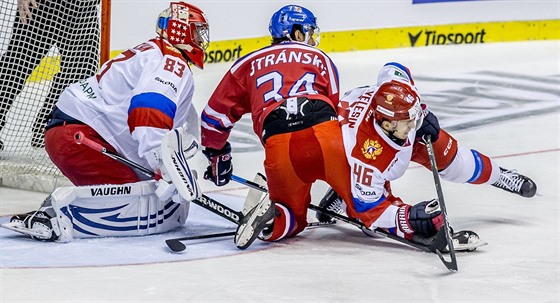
[0,0,110,192]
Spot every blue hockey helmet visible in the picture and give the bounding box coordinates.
[269,5,320,46]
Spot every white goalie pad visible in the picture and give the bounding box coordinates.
[159,127,202,202]
[48,181,189,241]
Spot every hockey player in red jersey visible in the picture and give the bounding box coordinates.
[2,2,209,242]
[317,62,537,248]
[200,4,354,249]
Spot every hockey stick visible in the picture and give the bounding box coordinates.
[166,219,334,253]
[230,175,451,256]
[165,231,236,252]
[164,219,334,253]
[425,136,458,272]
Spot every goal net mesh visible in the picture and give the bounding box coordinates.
[0,0,101,192]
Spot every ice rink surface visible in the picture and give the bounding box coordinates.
[0,40,559,302]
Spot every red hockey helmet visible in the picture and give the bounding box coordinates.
[373,80,422,123]
[156,2,209,69]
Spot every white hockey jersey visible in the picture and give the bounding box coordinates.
[339,85,417,214]
[56,37,196,173]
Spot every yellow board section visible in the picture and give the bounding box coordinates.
[205,19,559,62]
[321,19,560,52]
[28,19,559,82]
[27,55,61,83]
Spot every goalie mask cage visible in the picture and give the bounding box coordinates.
[0,0,111,192]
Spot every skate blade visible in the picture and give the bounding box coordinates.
[1,222,51,239]
[235,199,272,249]
[234,223,255,249]
[453,238,488,252]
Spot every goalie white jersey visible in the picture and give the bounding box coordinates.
[55,37,196,172]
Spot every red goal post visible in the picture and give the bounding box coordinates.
[0,0,111,192]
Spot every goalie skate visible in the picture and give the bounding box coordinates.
[1,211,60,241]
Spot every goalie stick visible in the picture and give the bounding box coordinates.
[230,174,460,271]
[74,132,160,179]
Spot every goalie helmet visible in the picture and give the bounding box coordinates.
[373,81,422,124]
[156,2,209,69]
[269,5,320,46]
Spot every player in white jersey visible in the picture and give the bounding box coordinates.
[2,2,209,242]
[318,62,537,248]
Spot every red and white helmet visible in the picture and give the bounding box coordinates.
[156,2,209,69]
[373,80,422,123]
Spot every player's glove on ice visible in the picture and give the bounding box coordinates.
[416,109,440,143]
[397,199,444,239]
[202,142,233,186]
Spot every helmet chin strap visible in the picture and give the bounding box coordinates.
[178,49,192,64]
[387,130,406,146]
[304,32,317,46]
[379,121,406,146]
[286,29,317,46]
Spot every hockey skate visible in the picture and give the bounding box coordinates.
[492,167,537,198]
[315,188,346,223]
[1,210,60,241]
[412,229,487,253]
[234,197,275,250]
[242,173,268,216]
[447,230,487,252]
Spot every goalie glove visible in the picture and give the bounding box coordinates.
[146,127,201,202]
[202,142,233,187]
[396,199,444,239]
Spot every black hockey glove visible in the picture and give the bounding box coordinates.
[397,199,443,238]
[416,110,440,143]
[202,142,233,187]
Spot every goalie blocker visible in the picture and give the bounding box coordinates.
[1,127,201,242]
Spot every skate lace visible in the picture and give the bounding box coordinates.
[326,197,345,214]
[493,169,524,192]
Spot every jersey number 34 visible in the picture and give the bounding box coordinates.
[256,71,318,103]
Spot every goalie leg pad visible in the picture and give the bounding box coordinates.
[49,181,189,240]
